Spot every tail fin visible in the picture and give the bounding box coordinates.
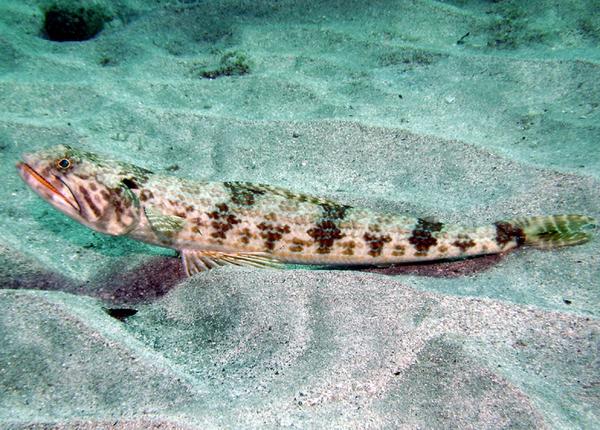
[510,214,596,249]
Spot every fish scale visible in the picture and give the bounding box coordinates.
[16,145,596,276]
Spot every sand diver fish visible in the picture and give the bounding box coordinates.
[16,145,596,276]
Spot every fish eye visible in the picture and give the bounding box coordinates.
[56,158,72,170]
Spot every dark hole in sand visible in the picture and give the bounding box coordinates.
[103,307,138,321]
[42,3,109,42]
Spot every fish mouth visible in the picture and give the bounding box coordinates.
[16,162,81,213]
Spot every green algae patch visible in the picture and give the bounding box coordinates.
[198,51,252,79]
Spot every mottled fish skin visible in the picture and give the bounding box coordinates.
[16,145,595,274]
[129,177,512,264]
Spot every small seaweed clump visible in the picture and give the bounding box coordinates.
[200,51,251,79]
[43,1,110,42]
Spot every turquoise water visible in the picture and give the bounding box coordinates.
[1,1,599,428]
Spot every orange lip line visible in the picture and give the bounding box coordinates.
[21,163,80,212]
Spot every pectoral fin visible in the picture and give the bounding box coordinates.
[144,206,186,237]
[181,249,283,276]
[120,184,140,209]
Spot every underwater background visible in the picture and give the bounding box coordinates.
[1,0,599,428]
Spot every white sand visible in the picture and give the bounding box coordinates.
[0,0,598,428]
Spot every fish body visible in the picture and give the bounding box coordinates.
[17,145,596,276]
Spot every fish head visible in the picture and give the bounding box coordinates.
[16,144,152,236]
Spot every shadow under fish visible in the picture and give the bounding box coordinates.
[0,251,503,312]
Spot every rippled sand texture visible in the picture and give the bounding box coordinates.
[1,1,599,428]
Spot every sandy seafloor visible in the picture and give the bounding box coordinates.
[1,0,599,428]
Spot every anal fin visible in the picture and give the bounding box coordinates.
[181,249,284,276]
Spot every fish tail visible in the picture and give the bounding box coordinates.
[508,214,596,249]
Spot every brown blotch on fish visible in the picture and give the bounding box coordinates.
[191,217,205,226]
[363,232,392,257]
[224,182,267,206]
[340,240,356,256]
[408,218,443,256]
[79,185,102,218]
[111,192,124,214]
[494,221,526,247]
[452,236,476,252]
[140,189,154,202]
[289,237,310,252]
[207,203,240,239]
[307,220,345,254]
[392,244,406,256]
[321,202,351,220]
[257,222,291,251]
[239,227,254,245]
[306,202,350,254]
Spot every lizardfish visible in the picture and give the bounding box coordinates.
[16,145,595,276]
